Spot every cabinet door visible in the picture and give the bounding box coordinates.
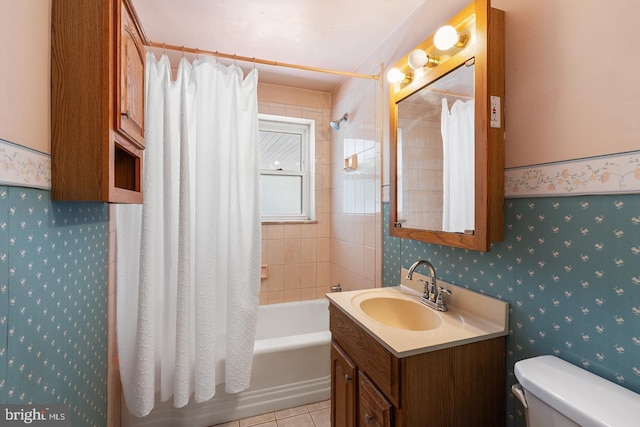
[358,372,392,427]
[119,0,145,148]
[332,342,356,427]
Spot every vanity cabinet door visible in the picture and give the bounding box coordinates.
[358,372,392,427]
[332,342,357,427]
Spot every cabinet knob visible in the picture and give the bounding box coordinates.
[365,413,374,424]
[121,110,131,119]
[344,374,352,383]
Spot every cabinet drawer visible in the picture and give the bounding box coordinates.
[359,372,393,427]
[329,304,400,406]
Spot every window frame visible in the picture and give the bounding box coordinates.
[259,113,316,222]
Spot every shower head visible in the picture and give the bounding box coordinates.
[330,113,348,130]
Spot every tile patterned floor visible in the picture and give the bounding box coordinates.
[211,400,330,427]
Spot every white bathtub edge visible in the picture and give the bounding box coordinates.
[122,376,330,427]
[254,330,331,354]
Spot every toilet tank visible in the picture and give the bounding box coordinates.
[513,355,640,427]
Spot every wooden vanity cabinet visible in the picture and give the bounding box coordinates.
[329,303,506,427]
[51,0,145,203]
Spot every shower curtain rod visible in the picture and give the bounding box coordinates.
[146,41,380,81]
[431,88,473,100]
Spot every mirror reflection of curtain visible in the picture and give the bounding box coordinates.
[441,98,475,233]
[116,53,261,417]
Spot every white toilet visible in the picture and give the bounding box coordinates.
[513,355,640,427]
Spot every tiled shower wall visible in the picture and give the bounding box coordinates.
[258,99,333,304]
[383,193,640,426]
[0,186,109,426]
[254,77,384,303]
[329,76,383,291]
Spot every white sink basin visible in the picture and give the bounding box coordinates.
[326,280,509,357]
[358,296,443,331]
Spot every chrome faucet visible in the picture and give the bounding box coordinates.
[406,260,451,312]
[407,260,437,299]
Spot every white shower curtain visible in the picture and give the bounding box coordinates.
[116,53,261,417]
[441,98,475,233]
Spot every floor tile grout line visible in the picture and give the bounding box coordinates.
[215,399,330,427]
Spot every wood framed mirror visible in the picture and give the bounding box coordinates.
[389,0,505,251]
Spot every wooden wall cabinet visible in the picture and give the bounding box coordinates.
[51,0,145,203]
[389,0,505,251]
[329,303,506,427]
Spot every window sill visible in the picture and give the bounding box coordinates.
[261,220,318,225]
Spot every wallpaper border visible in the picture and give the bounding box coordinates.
[505,151,640,198]
[0,139,51,190]
[1,139,639,197]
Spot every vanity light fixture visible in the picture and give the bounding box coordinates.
[407,49,439,69]
[388,25,468,84]
[434,25,468,50]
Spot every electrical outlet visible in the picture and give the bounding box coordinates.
[490,96,501,128]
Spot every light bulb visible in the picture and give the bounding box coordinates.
[434,25,459,50]
[386,67,406,83]
[408,49,428,69]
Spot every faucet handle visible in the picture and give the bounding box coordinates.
[435,287,452,309]
[418,279,430,298]
[438,287,452,296]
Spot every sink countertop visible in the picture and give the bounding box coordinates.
[326,275,509,358]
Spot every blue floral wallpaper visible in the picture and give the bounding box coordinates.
[383,194,640,426]
[0,186,108,426]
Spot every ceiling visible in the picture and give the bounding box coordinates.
[130,0,429,92]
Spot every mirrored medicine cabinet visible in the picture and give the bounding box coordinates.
[389,0,505,251]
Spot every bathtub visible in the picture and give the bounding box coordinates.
[121,298,331,427]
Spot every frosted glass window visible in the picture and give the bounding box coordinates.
[261,175,302,215]
[259,114,315,221]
